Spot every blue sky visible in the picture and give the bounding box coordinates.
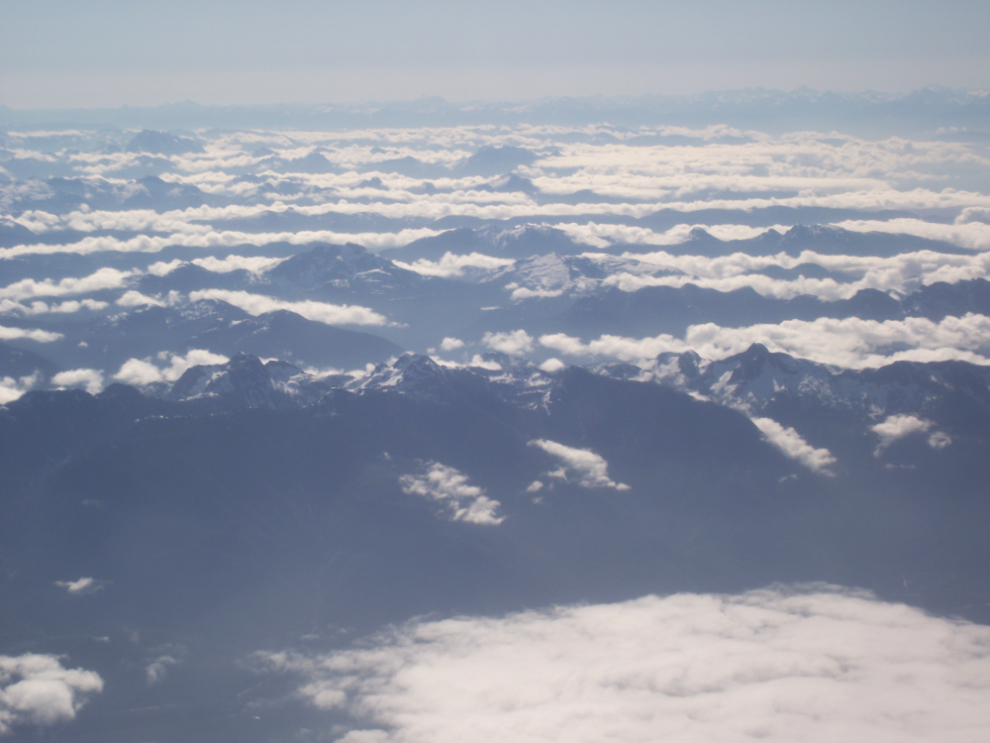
[2,0,989,108]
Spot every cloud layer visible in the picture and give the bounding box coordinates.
[258,586,990,743]
[540,313,990,369]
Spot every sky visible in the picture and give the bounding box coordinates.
[1,0,989,108]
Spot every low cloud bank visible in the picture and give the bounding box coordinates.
[0,654,103,735]
[188,290,387,326]
[392,252,514,278]
[540,313,990,369]
[258,586,990,743]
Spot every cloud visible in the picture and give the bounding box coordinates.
[53,577,104,595]
[258,586,990,743]
[51,369,103,395]
[834,218,990,251]
[0,298,109,316]
[0,268,133,301]
[869,414,948,455]
[0,325,62,343]
[928,431,953,449]
[144,254,288,280]
[392,252,515,278]
[528,439,629,490]
[481,330,534,356]
[556,221,784,249]
[146,259,185,276]
[190,255,288,274]
[0,373,40,406]
[0,653,103,735]
[0,228,446,260]
[538,358,566,372]
[116,290,165,307]
[145,656,179,686]
[439,337,464,351]
[539,313,990,370]
[750,417,836,474]
[113,349,230,387]
[399,462,504,525]
[187,290,387,326]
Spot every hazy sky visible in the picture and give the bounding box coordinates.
[2,0,989,108]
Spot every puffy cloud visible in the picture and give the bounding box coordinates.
[870,414,941,455]
[190,255,287,275]
[51,369,103,395]
[187,290,387,326]
[0,373,40,405]
[146,656,179,686]
[113,349,230,387]
[538,358,566,372]
[399,462,504,525]
[53,577,104,595]
[259,586,990,743]
[528,439,629,491]
[0,268,133,301]
[0,325,62,343]
[146,259,185,276]
[0,653,103,735]
[439,337,464,351]
[540,313,990,370]
[116,290,165,307]
[392,252,515,278]
[750,417,836,474]
[481,330,534,356]
[928,431,953,449]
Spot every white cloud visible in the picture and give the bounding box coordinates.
[53,577,104,595]
[928,431,953,449]
[870,414,935,455]
[259,586,990,743]
[0,228,446,260]
[439,337,464,351]
[392,252,515,278]
[51,369,103,395]
[834,218,990,251]
[188,289,387,326]
[399,462,504,525]
[0,268,132,301]
[190,255,287,274]
[528,439,629,491]
[145,656,179,686]
[539,313,990,370]
[0,325,62,343]
[0,653,103,735]
[481,330,534,356]
[751,417,836,474]
[556,221,784,249]
[0,371,41,405]
[146,259,185,276]
[113,349,230,387]
[116,290,164,307]
[538,358,566,372]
